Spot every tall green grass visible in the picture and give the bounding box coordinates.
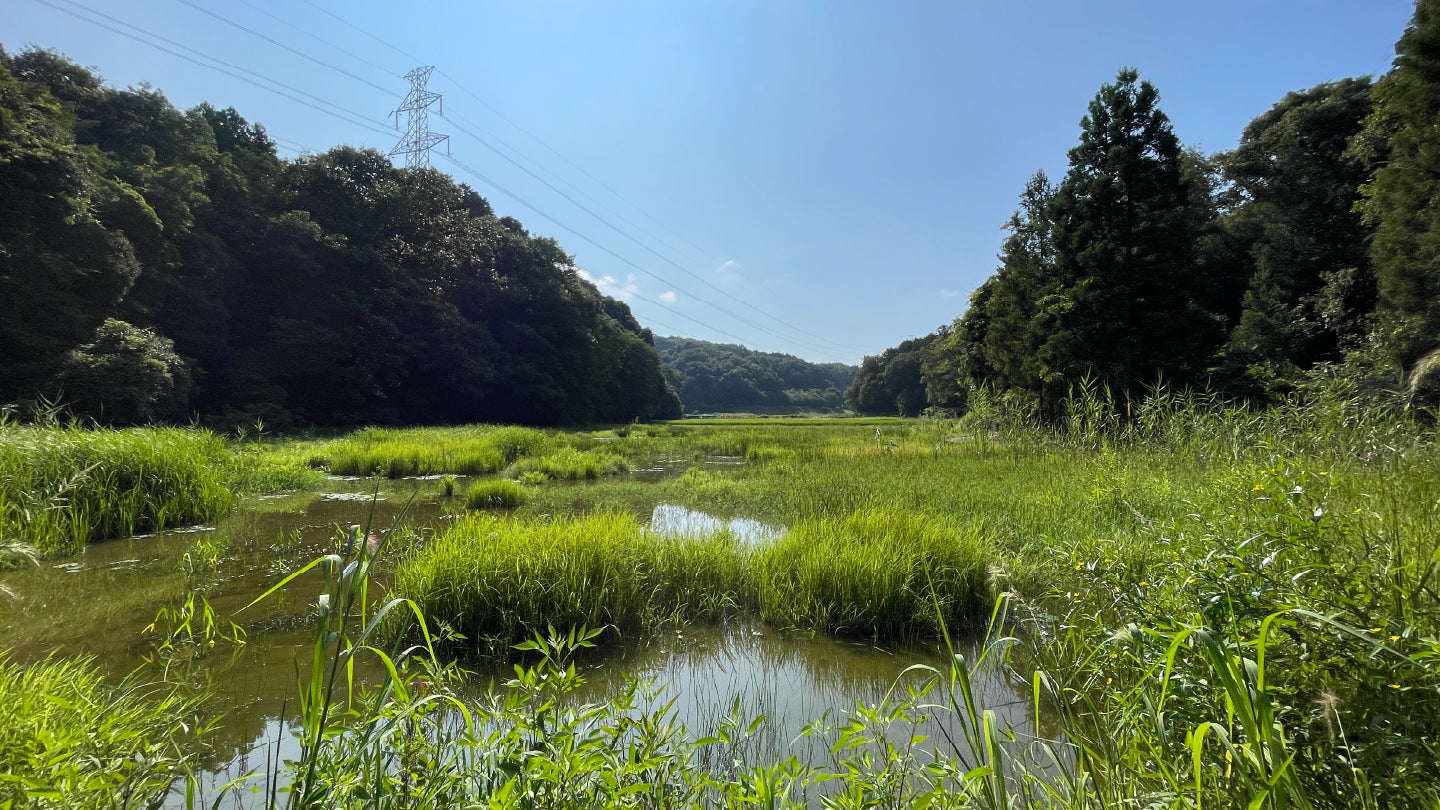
[0,423,233,555]
[0,654,202,809]
[322,425,557,477]
[756,509,992,640]
[392,512,752,654]
[465,478,527,509]
[505,447,628,480]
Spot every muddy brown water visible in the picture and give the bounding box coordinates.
[0,476,1035,803]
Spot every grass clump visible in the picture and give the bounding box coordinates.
[465,479,527,509]
[756,509,992,640]
[0,422,233,555]
[506,447,627,480]
[0,654,202,809]
[392,512,750,654]
[324,425,557,477]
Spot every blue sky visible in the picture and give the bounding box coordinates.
[3,0,1417,364]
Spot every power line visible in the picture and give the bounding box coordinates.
[284,2,861,354]
[437,110,861,357]
[172,0,401,98]
[33,0,398,139]
[441,153,782,350]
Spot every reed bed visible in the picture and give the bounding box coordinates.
[504,447,628,480]
[0,423,232,555]
[755,509,992,639]
[392,512,753,654]
[322,425,559,477]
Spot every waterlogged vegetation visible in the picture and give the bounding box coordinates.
[1,389,1439,806]
[0,419,233,557]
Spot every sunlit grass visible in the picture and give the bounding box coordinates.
[0,423,233,555]
[392,512,752,654]
[0,654,202,809]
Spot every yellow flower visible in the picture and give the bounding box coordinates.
[1252,484,1265,491]
[1389,635,1401,642]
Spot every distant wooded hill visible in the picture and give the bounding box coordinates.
[654,336,854,414]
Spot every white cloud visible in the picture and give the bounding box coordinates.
[713,259,742,286]
[576,268,641,301]
[939,289,960,298]
[658,291,677,304]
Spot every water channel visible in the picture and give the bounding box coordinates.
[0,472,1034,803]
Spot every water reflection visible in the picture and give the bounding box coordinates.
[649,503,783,544]
[569,620,1030,770]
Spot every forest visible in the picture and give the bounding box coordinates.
[847,9,1440,420]
[653,335,852,414]
[0,47,681,429]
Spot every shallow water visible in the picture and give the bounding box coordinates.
[649,502,784,543]
[0,475,1033,805]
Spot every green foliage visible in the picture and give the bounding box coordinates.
[52,318,191,425]
[392,512,752,654]
[0,421,232,554]
[1219,78,1378,396]
[0,655,202,809]
[465,478,527,509]
[654,335,853,414]
[845,334,938,416]
[1042,68,1220,397]
[755,509,991,640]
[1357,0,1440,371]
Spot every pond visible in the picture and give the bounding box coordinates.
[0,475,1033,805]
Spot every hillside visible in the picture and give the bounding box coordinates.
[654,336,854,414]
[0,48,680,428]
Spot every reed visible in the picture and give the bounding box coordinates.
[504,447,628,480]
[464,478,527,509]
[756,509,992,640]
[391,512,752,654]
[323,425,558,477]
[0,422,232,555]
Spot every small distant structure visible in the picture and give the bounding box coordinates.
[389,66,449,167]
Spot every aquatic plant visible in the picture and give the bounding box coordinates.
[504,447,627,480]
[464,479,527,509]
[392,512,751,654]
[0,422,232,555]
[756,509,991,640]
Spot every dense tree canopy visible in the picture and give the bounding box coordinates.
[653,336,852,414]
[0,48,680,427]
[876,0,1440,420]
[1358,0,1440,370]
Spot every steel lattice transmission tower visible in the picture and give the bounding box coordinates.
[389,66,449,167]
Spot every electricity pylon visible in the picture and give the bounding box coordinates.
[389,66,449,167]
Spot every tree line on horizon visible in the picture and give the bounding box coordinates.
[654,336,852,414]
[0,47,683,429]
[847,0,1440,419]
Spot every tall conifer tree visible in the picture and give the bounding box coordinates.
[1358,0,1440,370]
[1042,69,1218,397]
